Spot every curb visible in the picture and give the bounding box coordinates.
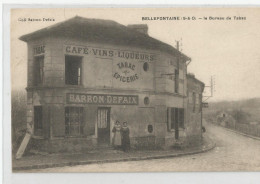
[13,141,216,171]
[212,124,260,141]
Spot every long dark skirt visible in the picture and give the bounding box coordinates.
[121,127,130,152]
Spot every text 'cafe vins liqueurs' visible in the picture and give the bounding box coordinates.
[17,16,205,156]
[65,45,155,61]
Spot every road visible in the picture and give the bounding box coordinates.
[29,122,260,172]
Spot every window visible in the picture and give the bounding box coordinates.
[188,92,193,103]
[144,97,150,105]
[193,92,196,113]
[178,62,183,70]
[34,106,43,130]
[143,62,149,71]
[196,94,199,105]
[65,55,82,85]
[148,125,153,133]
[174,69,179,93]
[199,94,202,112]
[179,109,184,128]
[167,107,185,130]
[65,107,84,136]
[34,56,44,85]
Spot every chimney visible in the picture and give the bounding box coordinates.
[127,24,148,35]
[187,73,195,78]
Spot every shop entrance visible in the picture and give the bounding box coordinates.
[97,107,110,145]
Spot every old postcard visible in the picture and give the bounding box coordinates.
[9,7,260,173]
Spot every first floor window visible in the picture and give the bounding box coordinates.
[34,106,43,130]
[196,93,199,105]
[65,55,82,85]
[34,56,44,85]
[188,92,193,103]
[193,92,196,113]
[167,107,184,130]
[178,109,184,128]
[65,107,84,136]
[199,94,202,112]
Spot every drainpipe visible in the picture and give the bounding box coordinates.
[201,102,203,140]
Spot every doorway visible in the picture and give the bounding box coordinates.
[97,107,110,145]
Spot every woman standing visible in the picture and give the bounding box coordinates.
[121,122,130,152]
[112,120,122,149]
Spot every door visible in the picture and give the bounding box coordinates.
[97,107,110,144]
[171,108,179,139]
[174,108,179,139]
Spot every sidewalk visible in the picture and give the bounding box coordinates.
[213,124,260,141]
[12,135,215,172]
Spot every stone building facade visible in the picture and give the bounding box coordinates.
[186,74,205,145]
[19,16,204,153]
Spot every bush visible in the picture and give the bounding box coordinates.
[230,109,251,124]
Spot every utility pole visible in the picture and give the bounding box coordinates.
[201,76,215,139]
[203,76,215,102]
[176,38,183,51]
[176,40,180,139]
[176,40,180,51]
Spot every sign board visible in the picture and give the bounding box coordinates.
[113,62,139,83]
[202,102,209,108]
[33,45,45,55]
[64,45,155,62]
[67,93,139,105]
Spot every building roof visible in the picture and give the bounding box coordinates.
[187,73,205,88]
[20,16,190,61]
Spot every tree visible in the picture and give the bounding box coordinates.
[230,109,250,124]
[11,89,27,152]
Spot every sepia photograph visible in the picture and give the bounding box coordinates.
[9,7,260,173]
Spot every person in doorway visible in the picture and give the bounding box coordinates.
[112,120,122,149]
[121,121,130,152]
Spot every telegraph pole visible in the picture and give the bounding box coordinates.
[203,76,215,102]
[201,76,215,138]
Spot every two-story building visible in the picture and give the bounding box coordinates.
[18,16,204,153]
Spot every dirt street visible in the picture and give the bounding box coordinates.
[28,122,260,172]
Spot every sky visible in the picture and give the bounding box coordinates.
[11,8,260,102]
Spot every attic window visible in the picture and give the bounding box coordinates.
[65,55,82,85]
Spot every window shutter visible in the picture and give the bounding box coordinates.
[84,106,96,136]
[178,108,184,128]
[167,107,171,131]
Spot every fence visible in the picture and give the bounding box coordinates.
[225,121,260,137]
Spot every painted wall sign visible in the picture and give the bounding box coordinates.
[67,93,139,105]
[34,45,45,55]
[113,62,139,83]
[64,45,155,62]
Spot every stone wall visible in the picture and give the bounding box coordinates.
[24,35,202,152]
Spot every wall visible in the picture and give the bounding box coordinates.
[185,76,204,145]
[25,35,194,152]
[28,36,156,91]
[155,52,187,95]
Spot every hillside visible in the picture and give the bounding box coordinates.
[203,98,260,124]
